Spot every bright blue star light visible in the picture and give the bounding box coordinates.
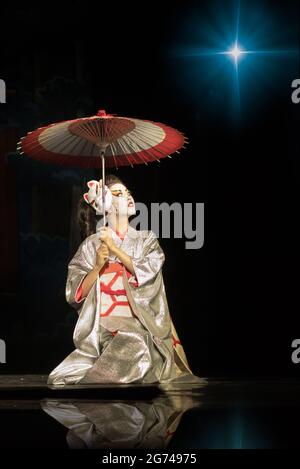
[194,2,296,110]
[171,0,298,121]
[228,44,243,62]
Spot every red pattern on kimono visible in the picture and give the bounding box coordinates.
[75,262,138,304]
[75,261,138,338]
[74,229,180,350]
[99,262,138,317]
[75,263,181,348]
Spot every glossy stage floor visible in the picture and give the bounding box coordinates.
[0,375,300,448]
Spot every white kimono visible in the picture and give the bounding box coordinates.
[47,226,205,386]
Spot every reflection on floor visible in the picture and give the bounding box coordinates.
[0,375,300,448]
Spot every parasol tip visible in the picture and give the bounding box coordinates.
[97,109,114,118]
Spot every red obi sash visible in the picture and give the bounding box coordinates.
[100,262,136,294]
[75,261,138,303]
[101,261,126,274]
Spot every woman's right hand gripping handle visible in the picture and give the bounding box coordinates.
[80,242,109,299]
[95,242,109,271]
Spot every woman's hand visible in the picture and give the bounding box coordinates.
[95,243,109,271]
[99,226,116,252]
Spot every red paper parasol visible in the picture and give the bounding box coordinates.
[18,109,188,225]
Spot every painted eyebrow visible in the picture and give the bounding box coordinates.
[111,189,132,194]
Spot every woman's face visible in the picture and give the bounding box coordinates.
[108,183,136,217]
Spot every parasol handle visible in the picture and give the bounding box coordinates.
[101,150,106,227]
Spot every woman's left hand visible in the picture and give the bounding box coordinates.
[99,226,116,252]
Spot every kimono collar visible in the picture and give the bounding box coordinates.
[114,227,128,240]
[111,225,139,248]
[107,225,137,261]
[110,225,138,242]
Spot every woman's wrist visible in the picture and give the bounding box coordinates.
[110,244,118,256]
[108,242,117,255]
[93,261,108,274]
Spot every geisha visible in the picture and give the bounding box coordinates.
[47,174,205,386]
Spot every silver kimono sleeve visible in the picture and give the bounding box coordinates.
[131,230,165,287]
[65,238,95,312]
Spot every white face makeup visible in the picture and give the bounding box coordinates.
[108,183,136,217]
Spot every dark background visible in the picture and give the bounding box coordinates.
[0,0,299,379]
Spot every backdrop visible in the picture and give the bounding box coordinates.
[0,0,299,379]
